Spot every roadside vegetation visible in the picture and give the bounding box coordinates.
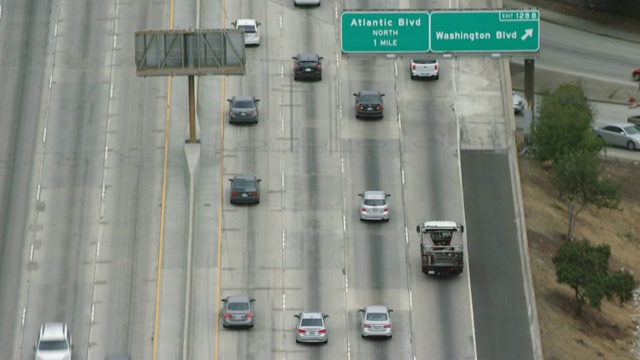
[521,81,639,358]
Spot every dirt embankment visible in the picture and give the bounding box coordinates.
[519,157,640,359]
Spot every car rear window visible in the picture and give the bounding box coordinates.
[359,95,380,103]
[366,313,388,321]
[234,180,256,190]
[364,199,385,206]
[238,25,256,33]
[233,100,254,109]
[300,318,323,327]
[413,59,436,64]
[228,302,249,311]
[298,61,318,67]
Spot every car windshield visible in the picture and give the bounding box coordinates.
[300,318,323,327]
[366,312,388,321]
[364,199,385,206]
[228,302,249,311]
[233,100,254,109]
[238,25,256,33]
[234,180,256,190]
[623,125,640,134]
[39,340,68,351]
[359,95,380,103]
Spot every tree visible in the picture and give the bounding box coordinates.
[552,151,621,240]
[552,240,635,315]
[531,82,602,164]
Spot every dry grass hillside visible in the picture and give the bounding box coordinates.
[519,157,640,359]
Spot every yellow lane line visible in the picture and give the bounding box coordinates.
[152,0,175,358]
[214,0,227,356]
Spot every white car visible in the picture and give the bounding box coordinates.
[358,191,390,221]
[232,19,261,46]
[34,322,72,360]
[359,305,393,338]
[294,0,320,6]
[512,91,525,113]
[410,58,439,80]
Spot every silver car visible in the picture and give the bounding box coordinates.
[222,295,255,328]
[359,305,393,338]
[358,191,390,221]
[227,96,260,124]
[593,123,640,151]
[512,91,525,113]
[294,312,329,343]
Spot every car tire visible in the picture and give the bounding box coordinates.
[634,74,640,81]
[249,324,254,328]
[318,75,322,81]
[627,141,636,151]
[294,76,298,81]
[296,339,300,344]
[361,334,366,338]
[435,74,439,80]
[410,74,416,80]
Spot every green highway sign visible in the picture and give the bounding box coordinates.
[430,10,540,53]
[341,11,430,53]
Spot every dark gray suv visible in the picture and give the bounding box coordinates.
[292,53,323,81]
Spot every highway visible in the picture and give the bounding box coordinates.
[187,0,478,359]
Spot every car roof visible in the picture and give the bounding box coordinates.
[41,322,66,340]
[236,19,258,26]
[365,305,389,313]
[232,175,258,181]
[363,190,386,199]
[295,53,319,61]
[358,90,381,96]
[422,220,459,229]
[604,122,636,127]
[225,295,251,303]
[300,311,324,319]
[231,95,255,103]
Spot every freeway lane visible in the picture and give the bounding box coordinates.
[0,0,170,359]
[341,55,412,359]
[0,0,52,356]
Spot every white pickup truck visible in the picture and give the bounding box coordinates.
[410,59,439,80]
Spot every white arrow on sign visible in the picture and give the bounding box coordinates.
[521,29,533,41]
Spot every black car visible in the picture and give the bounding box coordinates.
[292,53,323,81]
[227,96,260,124]
[353,90,385,119]
[229,176,261,204]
